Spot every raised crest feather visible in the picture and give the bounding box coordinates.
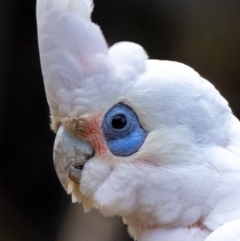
[37,0,93,22]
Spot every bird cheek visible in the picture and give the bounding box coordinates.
[80,157,113,197]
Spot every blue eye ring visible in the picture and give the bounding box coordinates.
[102,103,147,156]
[103,103,139,139]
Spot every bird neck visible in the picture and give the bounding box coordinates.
[123,217,210,241]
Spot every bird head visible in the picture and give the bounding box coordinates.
[37,0,237,233]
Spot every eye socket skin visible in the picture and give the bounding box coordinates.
[102,103,147,156]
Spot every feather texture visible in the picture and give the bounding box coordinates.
[37,0,112,124]
[37,0,240,240]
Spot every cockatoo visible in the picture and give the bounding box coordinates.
[36,0,240,240]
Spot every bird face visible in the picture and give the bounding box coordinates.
[53,100,149,214]
[37,0,238,233]
[52,92,203,220]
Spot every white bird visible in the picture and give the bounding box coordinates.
[36,0,240,240]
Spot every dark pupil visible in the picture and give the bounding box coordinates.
[112,115,127,129]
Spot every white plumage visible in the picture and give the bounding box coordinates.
[37,0,240,240]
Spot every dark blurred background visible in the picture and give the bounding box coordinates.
[0,0,240,240]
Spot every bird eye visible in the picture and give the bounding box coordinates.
[103,103,147,156]
[112,115,127,129]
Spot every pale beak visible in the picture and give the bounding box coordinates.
[53,125,94,191]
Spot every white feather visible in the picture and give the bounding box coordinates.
[37,0,93,23]
[205,219,240,241]
[37,0,113,120]
[37,0,240,240]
